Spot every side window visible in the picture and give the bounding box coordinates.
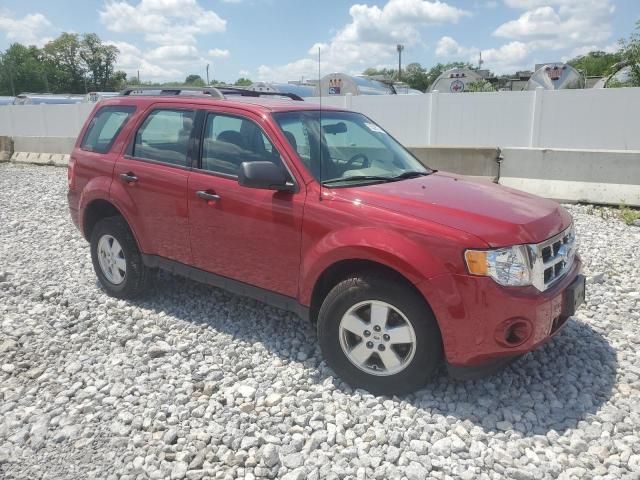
[200,113,284,176]
[81,106,135,153]
[133,109,195,167]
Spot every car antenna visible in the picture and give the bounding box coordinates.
[318,46,323,202]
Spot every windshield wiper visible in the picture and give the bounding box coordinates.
[322,171,431,186]
[389,170,430,180]
[322,175,394,185]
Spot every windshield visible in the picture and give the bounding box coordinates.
[273,111,430,186]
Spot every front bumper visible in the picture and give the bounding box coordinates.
[418,257,584,369]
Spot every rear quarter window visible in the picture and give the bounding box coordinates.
[81,105,136,154]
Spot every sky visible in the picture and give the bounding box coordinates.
[0,0,638,83]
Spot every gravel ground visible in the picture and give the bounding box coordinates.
[1,162,639,480]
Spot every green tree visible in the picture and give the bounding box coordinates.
[402,63,429,92]
[185,74,206,86]
[234,77,252,86]
[42,33,86,93]
[362,67,396,78]
[80,33,126,91]
[567,51,623,77]
[0,43,48,95]
[465,80,496,92]
[619,20,640,86]
[0,33,126,94]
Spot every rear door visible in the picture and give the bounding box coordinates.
[113,104,197,265]
[70,105,135,213]
[187,108,305,298]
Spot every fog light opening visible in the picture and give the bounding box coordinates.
[504,321,530,346]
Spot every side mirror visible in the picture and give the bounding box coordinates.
[238,161,294,192]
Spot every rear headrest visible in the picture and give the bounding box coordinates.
[182,116,194,129]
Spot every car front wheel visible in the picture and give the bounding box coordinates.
[317,274,443,395]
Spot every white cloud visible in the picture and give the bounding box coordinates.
[430,0,617,74]
[481,41,530,67]
[0,11,55,46]
[100,0,226,46]
[435,36,531,73]
[258,0,470,81]
[208,48,230,58]
[238,69,250,76]
[495,0,615,49]
[100,1,228,81]
[435,36,472,57]
[147,44,200,62]
[106,40,185,81]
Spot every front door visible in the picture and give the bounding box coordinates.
[187,110,305,298]
[114,106,196,265]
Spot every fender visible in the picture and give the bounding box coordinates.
[298,226,451,306]
[78,175,114,234]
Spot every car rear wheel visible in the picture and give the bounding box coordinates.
[317,274,442,395]
[90,216,151,299]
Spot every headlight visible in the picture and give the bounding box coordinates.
[465,245,531,286]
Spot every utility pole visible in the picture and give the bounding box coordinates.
[478,51,484,70]
[206,64,210,85]
[396,44,404,81]
[137,70,140,83]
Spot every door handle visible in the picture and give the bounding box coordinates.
[196,190,221,202]
[119,172,138,184]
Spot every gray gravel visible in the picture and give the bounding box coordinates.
[1,162,639,480]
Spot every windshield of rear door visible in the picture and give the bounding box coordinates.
[272,110,430,187]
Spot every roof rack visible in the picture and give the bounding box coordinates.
[120,86,224,99]
[217,87,304,101]
[119,86,304,101]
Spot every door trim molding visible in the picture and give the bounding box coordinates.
[141,254,309,321]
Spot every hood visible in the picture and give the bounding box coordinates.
[335,172,572,247]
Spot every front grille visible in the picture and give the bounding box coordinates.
[528,225,576,291]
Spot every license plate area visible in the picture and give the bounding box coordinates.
[562,274,586,317]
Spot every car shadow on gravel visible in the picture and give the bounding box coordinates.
[412,319,618,437]
[129,271,617,439]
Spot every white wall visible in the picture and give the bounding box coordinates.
[308,87,640,149]
[1,87,639,150]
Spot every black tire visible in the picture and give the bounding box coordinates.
[90,216,151,299]
[317,274,443,395]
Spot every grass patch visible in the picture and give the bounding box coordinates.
[619,205,640,225]
[583,203,639,225]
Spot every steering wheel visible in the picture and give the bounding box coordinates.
[344,153,370,170]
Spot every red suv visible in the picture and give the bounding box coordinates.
[68,87,585,395]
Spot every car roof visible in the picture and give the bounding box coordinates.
[98,94,345,115]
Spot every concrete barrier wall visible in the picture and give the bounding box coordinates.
[499,148,640,206]
[409,146,500,181]
[0,136,13,162]
[3,135,639,207]
[12,136,76,154]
